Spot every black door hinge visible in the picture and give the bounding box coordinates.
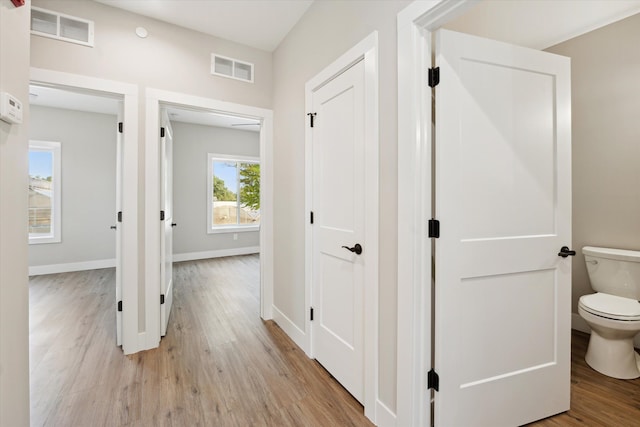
[118,122,123,133]
[427,369,439,391]
[117,301,123,312]
[160,127,165,138]
[310,307,314,321]
[428,219,440,238]
[310,211,314,224]
[307,112,316,128]
[160,294,165,305]
[117,211,122,223]
[160,210,165,221]
[428,67,440,88]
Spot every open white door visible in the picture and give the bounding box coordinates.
[433,29,572,426]
[311,60,366,403]
[115,102,124,346]
[160,109,174,337]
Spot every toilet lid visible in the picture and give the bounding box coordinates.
[579,293,640,321]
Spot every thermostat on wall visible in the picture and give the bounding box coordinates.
[0,92,23,124]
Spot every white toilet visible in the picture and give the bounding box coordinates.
[578,246,640,379]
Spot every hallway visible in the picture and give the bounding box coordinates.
[29,255,371,426]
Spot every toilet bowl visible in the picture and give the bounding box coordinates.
[578,246,640,379]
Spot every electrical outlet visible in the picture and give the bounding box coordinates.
[233,233,238,241]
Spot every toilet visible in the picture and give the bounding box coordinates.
[578,246,640,379]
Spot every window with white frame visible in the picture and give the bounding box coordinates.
[29,141,62,244]
[207,154,260,233]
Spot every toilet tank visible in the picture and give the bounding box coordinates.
[583,246,640,300]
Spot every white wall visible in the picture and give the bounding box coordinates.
[171,122,259,257]
[273,0,412,413]
[29,105,117,268]
[0,0,31,425]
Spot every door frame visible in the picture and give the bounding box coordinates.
[396,1,482,425]
[304,32,379,422]
[29,67,140,355]
[145,88,274,346]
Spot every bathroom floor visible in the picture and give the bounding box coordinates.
[527,330,640,426]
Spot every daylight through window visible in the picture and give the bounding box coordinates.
[29,141,61,244]
[207,154,260,232]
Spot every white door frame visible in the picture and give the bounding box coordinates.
[145,88,274,347]
[396,1,481,425]
[304,32,379,422]
[29,67,140,355]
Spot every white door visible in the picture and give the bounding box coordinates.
[160,110,174,337]
[311,60,366,403]
[115,103,124,346]
[433,29,572,426]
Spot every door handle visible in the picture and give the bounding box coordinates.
[171,223,177,227]
[558,246,576,258]
[342,243,363,255]
[110,225,116,230]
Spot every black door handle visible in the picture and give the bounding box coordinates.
[110,225,116,230]
[342,243,363,255]
[558,246,576,258]
[171,223,177,227]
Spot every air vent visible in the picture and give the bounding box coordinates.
[211,54,254,83]
[31,7,94,47]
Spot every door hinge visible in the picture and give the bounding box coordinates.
[310,307,314,321]
[310,211,314,224]
[428,67,440,88]
[160,294,165,305]
[160,127,165,138]
[117,300,123,312]
[118,122,123,133]
[307,112,316,128]
[427,369,439,391]
[160,210,165,221]
[428,219,440,238]
[117,211,122,223]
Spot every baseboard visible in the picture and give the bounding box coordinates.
[172,246,259,263]
[29,258,116,276]
[572,312,640,349]
[375,399,397,427]
[272,305,307,352]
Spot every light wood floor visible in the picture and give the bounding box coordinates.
[30,255,640,426]
[29,255,372,427]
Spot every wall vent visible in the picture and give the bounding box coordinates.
[31,7,94,47]
[211,54,254,83]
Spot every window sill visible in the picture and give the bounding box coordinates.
[208,225,260,235]
[29,236,61,245]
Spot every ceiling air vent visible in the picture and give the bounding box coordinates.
[31,7,94,47]
[211,54,254,83]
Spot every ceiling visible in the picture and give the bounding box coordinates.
[444,0,640,50]
[29,85,261,131]
[94,0,314,52]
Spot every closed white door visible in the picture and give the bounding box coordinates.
[160,110,174,337]
[115,102,124,346]
[433,29,572,426]
[311,60,366,403]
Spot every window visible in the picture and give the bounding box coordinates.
[29,141,61,244]
[207,154,260,233]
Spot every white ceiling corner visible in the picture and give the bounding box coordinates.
[93,0,314,52]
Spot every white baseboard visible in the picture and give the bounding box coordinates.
[272,305,307,352]
[172,246,259,263]
[29,258,116,276]
[375,399,397,427]
[572,312,640,349]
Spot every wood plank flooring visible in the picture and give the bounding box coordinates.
[29,255,372,427]
[30,255,640,426]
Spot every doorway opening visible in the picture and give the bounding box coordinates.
[145,88,274,346]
